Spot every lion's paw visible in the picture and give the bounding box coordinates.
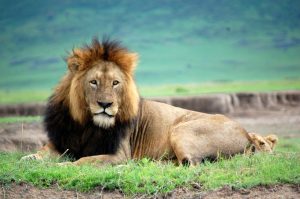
[57,161,73,166]
[20,154,42,161]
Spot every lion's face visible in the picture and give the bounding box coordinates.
[84,61,125,128]
[248,133,278,153]
[60,39,139,128]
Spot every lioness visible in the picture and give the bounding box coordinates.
[21,38,276,166]
[245,133,278,154]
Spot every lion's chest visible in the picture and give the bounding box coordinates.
[57,125,123,159]
[45,102,127,160]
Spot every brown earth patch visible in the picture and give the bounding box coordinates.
[0,122,47,152]
[0,183,124,199]
[1,183,299,199]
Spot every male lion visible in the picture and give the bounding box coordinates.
[21,38,276,166]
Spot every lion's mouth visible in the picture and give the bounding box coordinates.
[93,112,114,118]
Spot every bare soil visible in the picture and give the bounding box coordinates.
[1,183,299,199]
[172,184,300,199]
[0,122,47,152]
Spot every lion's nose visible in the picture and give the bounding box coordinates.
[97,101,113,109]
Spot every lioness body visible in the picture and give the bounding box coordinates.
[132,100,250,164]
[21,39,274,166]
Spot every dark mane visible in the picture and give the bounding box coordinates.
[44,96,135,160]
[82,37,126,61]
[101,37,123,61]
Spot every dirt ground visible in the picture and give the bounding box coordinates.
[1,183,299,199]
[0,106,299,198]
[231,107,300,138]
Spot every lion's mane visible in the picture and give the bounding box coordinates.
[44,38,140,159]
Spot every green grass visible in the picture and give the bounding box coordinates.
[0,116,41,123]
[1,80,300,104]
[277,138,300,153]
[0,138,299,196]
[141,80,300,97]
[0,90,50,104]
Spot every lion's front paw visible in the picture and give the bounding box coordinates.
[57,161,74,166]
[20,154,42,161]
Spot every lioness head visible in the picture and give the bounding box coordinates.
[248,133,278,153]
[56,38,139,128]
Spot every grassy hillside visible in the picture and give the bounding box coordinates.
[0,0,300,91]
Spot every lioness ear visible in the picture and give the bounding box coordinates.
[264,134,278,149]
[248,133,257,140]
[248,133,261,147]
[67,49,82,73]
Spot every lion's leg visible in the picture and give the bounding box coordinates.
[69,154,126,166]
[61,139,131,166]
[170,114,252,166]
[170,126,206,166]
[21,142,61,161]
[58,133,132,166]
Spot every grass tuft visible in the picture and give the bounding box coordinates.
[197,153,299,189]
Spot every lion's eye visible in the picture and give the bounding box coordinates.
[89,80,97,87]
[112,80,119,86]
[259,141,265,146]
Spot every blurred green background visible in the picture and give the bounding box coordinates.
[0,0,300,102]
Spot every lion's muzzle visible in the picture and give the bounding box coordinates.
[97,101,113,109]
[92,102,117,128]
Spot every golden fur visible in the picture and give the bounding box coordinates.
[246,133,278,154]
[21,38,278,166]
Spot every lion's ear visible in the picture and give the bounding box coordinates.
[264,134,278,149]
[248,132,261,147]
[67,59,79,73]
[248,133,257,140]
[67,49,82,73]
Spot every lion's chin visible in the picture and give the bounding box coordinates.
[93,114,115,129]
